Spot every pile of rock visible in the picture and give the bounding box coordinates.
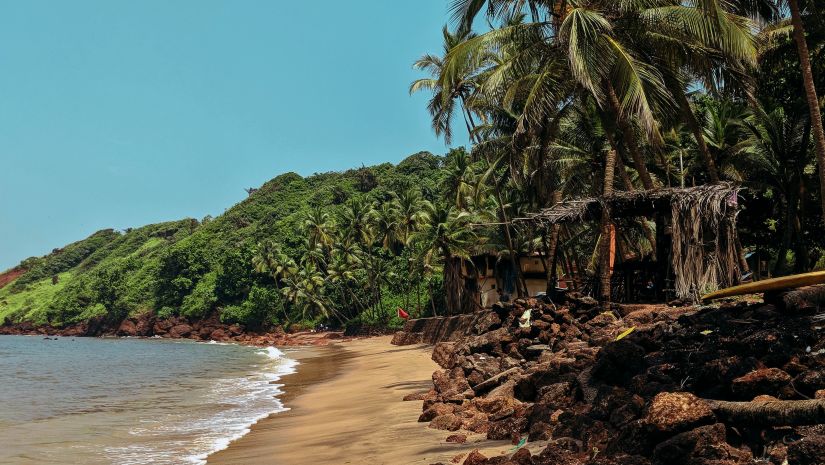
[408,296,825,465]
[0,312,345,346]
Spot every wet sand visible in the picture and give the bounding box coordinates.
[208,336,539,465]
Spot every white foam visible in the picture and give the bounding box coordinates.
[104,344,299,465]
[188,348,299,464]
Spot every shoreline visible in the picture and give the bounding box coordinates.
[209,336,546,465]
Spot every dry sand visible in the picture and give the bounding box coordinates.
[208,336,541,465]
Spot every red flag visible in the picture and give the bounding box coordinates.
[397,307,410,319]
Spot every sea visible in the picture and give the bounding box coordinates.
[0,335,298,464]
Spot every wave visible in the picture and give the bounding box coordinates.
[104,344,299,465]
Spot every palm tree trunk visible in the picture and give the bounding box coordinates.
[428,278,438,317]
[444,254,462,316]
[462,96,527,299]
[607,83,655,190]
[494,186,528,298]
[789,0,825,226]
[774,192,793,275]
[600,147,618,303]
[676,90,720,182]
[416,276,421,315]
[794,180,808,272]
[544,191,563,294]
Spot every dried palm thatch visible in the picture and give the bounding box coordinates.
[670,183,741,300]
[519,183,741,300]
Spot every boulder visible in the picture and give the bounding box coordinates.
[793,370,825,396]
[731,368,793,399]
[433,367,474,400]
[117,319,137,336]
[487,379,517,399]
[642,392,714,437]
[472,396,521,421]
[486,416,528,441]
[466,327,513,355]
[653,423,751,465]
[471,311,502,335]
[168,324,193,338]
[429,413,463,431]
[462,412,491,434]
[433,342,458,369]
[462,353,502,382]
[510,448,532,465]
[592,340,646,385]
[537,382,576,409]
[420,403,458,422]
[463,450,488,465]
[473,367,522,394]
[693,356,764,399]
[228,324,243,336]
[209,328,229,341]
[591,386,644,427]
[446,433,467,444]
[532,444,583,465]
[153,319,173,335]
[787,435,825,465]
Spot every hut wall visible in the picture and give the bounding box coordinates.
[479,276,500,308]
[525,279,546,297]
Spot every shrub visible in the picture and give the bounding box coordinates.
[220,286,283,328]
[180,271,218,319]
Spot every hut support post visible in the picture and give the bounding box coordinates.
[655,214,667,301]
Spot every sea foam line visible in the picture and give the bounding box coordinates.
[190,347,300,464]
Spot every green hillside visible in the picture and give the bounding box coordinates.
[0,151,446,330]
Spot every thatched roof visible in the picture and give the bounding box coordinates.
[520,182,740,226]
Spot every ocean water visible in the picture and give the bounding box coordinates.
[0,335,297,465]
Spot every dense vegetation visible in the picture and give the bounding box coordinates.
[0,153,459,330]
[409,0,825,301]
[3,0,825,332]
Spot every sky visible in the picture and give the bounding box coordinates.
[0,0,469,270]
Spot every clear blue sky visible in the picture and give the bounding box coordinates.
[0,0,468,270]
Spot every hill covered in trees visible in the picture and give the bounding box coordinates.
[0,151,455,332]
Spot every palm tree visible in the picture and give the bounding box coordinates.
[252,241,297,322]
[414,203,479,315]
[303,206,335,251]
[393,187,431,245]
[373,202,402,252]
[641,0,760,183]
[252,241,295,291]
[739,104,813,273]
[410,27,483,144]
[340,198,375,246]
[280,261,340,324]
[785,0,825,225]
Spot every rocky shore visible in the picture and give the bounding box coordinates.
[0,312,348,346]
[394,294,825,465]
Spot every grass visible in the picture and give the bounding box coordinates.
[0,272,72,324]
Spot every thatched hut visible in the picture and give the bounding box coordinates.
[520,183,743,301]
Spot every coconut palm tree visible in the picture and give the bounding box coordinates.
[303,206,335,251]
[739,104,813,272]
[784,0,825,225]
[340,198,375,246]
[410,27,484,144]
[252,241,296,291]
[280,261,340,324]
[393,188,431,245]
[414,203,479,315]
[373,202,402,252]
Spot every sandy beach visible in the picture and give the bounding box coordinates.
[208,336,536,465]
